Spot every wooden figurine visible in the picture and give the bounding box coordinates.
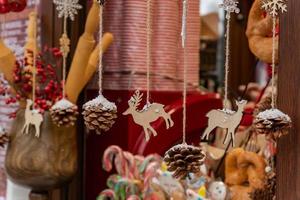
[123,90,174,141]
[201,100,247,146]
[22,99,43,137]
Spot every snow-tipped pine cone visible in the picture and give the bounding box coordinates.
[254,109,292,139]
[50,99,79,127]
[164,144,206,179]
[82,95,117,134]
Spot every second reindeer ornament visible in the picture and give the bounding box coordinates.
[201,0,246,147]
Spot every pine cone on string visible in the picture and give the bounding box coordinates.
[50,99,79,127]
[82,94,117,134]
[250,173,276,200]
[163,144,206,179]
[0,127,9,147]
[254,109,292,140]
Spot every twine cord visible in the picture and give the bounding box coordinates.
[98,5,104,94]
[182,0,188,144]
[224,12,231,109]
[146,0,152,104]
[271,17,276,109]
[62,15,67,98]
[32,2,38,108]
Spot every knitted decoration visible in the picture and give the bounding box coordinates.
[50,98,78,127]
[254,109,292,139]
[250,173,276,200]
[163,144,206,179]
[82,94,117,134]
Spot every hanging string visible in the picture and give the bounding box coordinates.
[98,3,104,94]
[62,14,68,98]
[146,0,152,104]
[32,1,38,108]
[224,13,231,109]
[182,0,188,144]
[271,17,276,109]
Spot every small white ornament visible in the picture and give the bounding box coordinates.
[202,100,247,146]
[22,99,43,138]
[123,90,174,141]
[186,189,206,200]
[219,0,240,19]
[262,0,287,17]
[208,181,227,200]
[53,0,82,21]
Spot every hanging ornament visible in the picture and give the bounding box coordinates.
[0,126,9,147]
[10,0,27,12]
[0,0,10,13]
[254,0,291,140]
[122,0,174,141]
[51,0,82,127]
[82,0,117,134]
[164,0,205,180]
[201,0,245,147]
[23,10,43,138]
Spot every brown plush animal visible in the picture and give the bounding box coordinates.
[225,148,266,199]
[246,0,277,63]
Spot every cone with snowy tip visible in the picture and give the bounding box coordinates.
[50,99,79,127]
[164,144,206,179]
[82,95,117,134]
[254,108,292,139]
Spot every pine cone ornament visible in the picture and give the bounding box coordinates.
[254,109,292,139]
[0,127,9,147]
[250,173,276,200]
[50,99,79,127]
[163,144,206,179]
[82,94,117,134]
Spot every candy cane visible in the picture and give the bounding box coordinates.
[98,189,116,200]
[143,162,160,192]
[124,151,140,179]
[139,154,161,174]
[103,145,127,175]
[127,195,141,200]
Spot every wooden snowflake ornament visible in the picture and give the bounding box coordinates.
[202,100,247,146]
[53,0,82,21]
[22,99,43,138]
[219,0,240,19]
[262,0,287,17]
[123,90,174,141]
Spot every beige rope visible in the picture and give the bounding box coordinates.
[32,1,38,108]
[146,0,152,103]
[271,17,276,109]
[224,14,231,109]
[98,5,104,94]
[182,0,188,144]
[62,15,67,98]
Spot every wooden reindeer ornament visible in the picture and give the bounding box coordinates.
[202,100,247,146]
[201,0,244,147]
[22,99,43,137]
[123,0,174,141]
[123,90,174,141]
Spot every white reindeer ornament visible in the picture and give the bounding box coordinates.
[201,100,247,146]
[22,99,43,138]
[123,90,174,141]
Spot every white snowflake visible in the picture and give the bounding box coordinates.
[53,0,82,21]
[219,0,240,18]
[262,0,287,17]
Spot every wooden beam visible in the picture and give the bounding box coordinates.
[277,0,300,199]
